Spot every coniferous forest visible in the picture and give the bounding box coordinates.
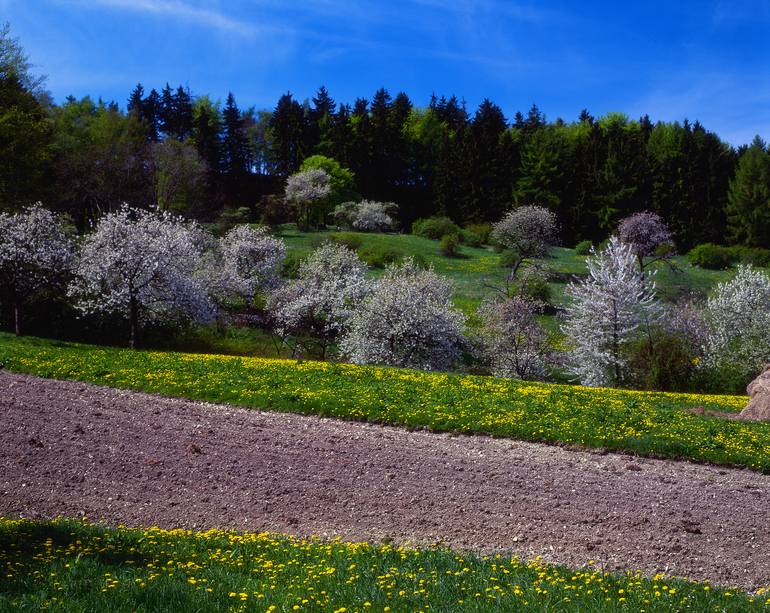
[2,22,770,250]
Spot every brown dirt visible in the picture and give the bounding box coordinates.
[1,371,769,589]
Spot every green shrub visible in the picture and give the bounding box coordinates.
[281,252,305,279]
[464,222,493,245]
[439,233,460,257]
[732,246,770,267]
[309,234,332,250]
[575,240,593,256]
[412,216,461,240]
[519,274,552,304]
[688,243,736,269]
[460,229,483,248]
[358,244,403,268]
[627,332,698,392]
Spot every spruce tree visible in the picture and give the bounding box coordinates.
[269,92,307,176]
[726,136,770,247]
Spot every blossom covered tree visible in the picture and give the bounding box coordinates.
[476,295,551,380]
[0,204,73,335]
[68,205,214,348]
[267,242,368,358]
[491,205,557,281]
[561,236,660,387]
[617,210,674,270]
[702,265,770,375]
[341,258,466,370]
[203,225,285,306]
[284,168,331,229]
[333,200,398,232]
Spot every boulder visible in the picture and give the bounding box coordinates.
[739,364,770,421]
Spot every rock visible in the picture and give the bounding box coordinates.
[739,365,770,421]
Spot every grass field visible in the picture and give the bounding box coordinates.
[4,333,769,472]
[1,517,764,612]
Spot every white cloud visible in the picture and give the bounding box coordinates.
[75,0,257,36]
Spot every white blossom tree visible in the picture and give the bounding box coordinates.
[341,258,466,370]
[492,205,557,281]
[476,296,551,380]
[702,265,770,374]
[267,242,368,358]
[0,204,73,336]
[202,225,285,306]
[284,168,331,230]
[333,200,398,232]
[68,205,214,348]
[561,236,660,387]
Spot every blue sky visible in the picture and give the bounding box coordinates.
[3,0,769,145]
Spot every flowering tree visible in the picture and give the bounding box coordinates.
[476,296,551,380]
[267,242,368,358]
[341,258,466,370]
[561,236,660,387]
[492,205,557,281]
[0,204,73,336]
[284,168,331,230]
[333,200,398,232]
[203,225,285,306]
[69,205,214,348]
[617,211,674,270]
[702,265,770,375]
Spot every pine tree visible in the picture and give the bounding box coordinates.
[127,83,144,119]
[726,136,770,247]
[142,89,161,142]
[222,92,249,178]
[269,92,307,176]
[173,85,193,140]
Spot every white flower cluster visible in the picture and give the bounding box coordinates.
[333,200,398,232]
[203,225,285,306]
[267,242,368,357]
[284,168,331,204]
[561,236,660,387]
[340,258,466,370]
[68,205,215,347]
[492,205,557,279]
[0,204,73,334]
[702,265,770,373]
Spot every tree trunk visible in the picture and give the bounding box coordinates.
[13,299,21,337]
[128,296,138,349]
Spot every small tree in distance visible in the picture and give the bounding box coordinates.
[617,210,675,270]
[492,205,557,282]
[561,236,660,387]
[476,295,551,380]
[0,204,73,336]
[284,168,332,230]
[69,205,214,348]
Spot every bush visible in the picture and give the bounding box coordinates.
[358,244,403,268]
[627,332,698,392]
[464,223,493,245]
[575,240,593,256]
[439,233,460,257]
[733,246,770,267]
[460,229,483,248]
[688,243,736,269]
[412,216,461,240]
[281,252,304,279]
[519,270,552,304]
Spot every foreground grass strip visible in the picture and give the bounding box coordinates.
[2,334,769,472]
[1,518,765,612]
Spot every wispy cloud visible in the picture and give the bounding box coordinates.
[74,0,257,36]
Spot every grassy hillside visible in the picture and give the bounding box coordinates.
[277,227,738,315]
[4,334,769,472]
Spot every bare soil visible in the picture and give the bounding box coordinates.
[1,371,769,589]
